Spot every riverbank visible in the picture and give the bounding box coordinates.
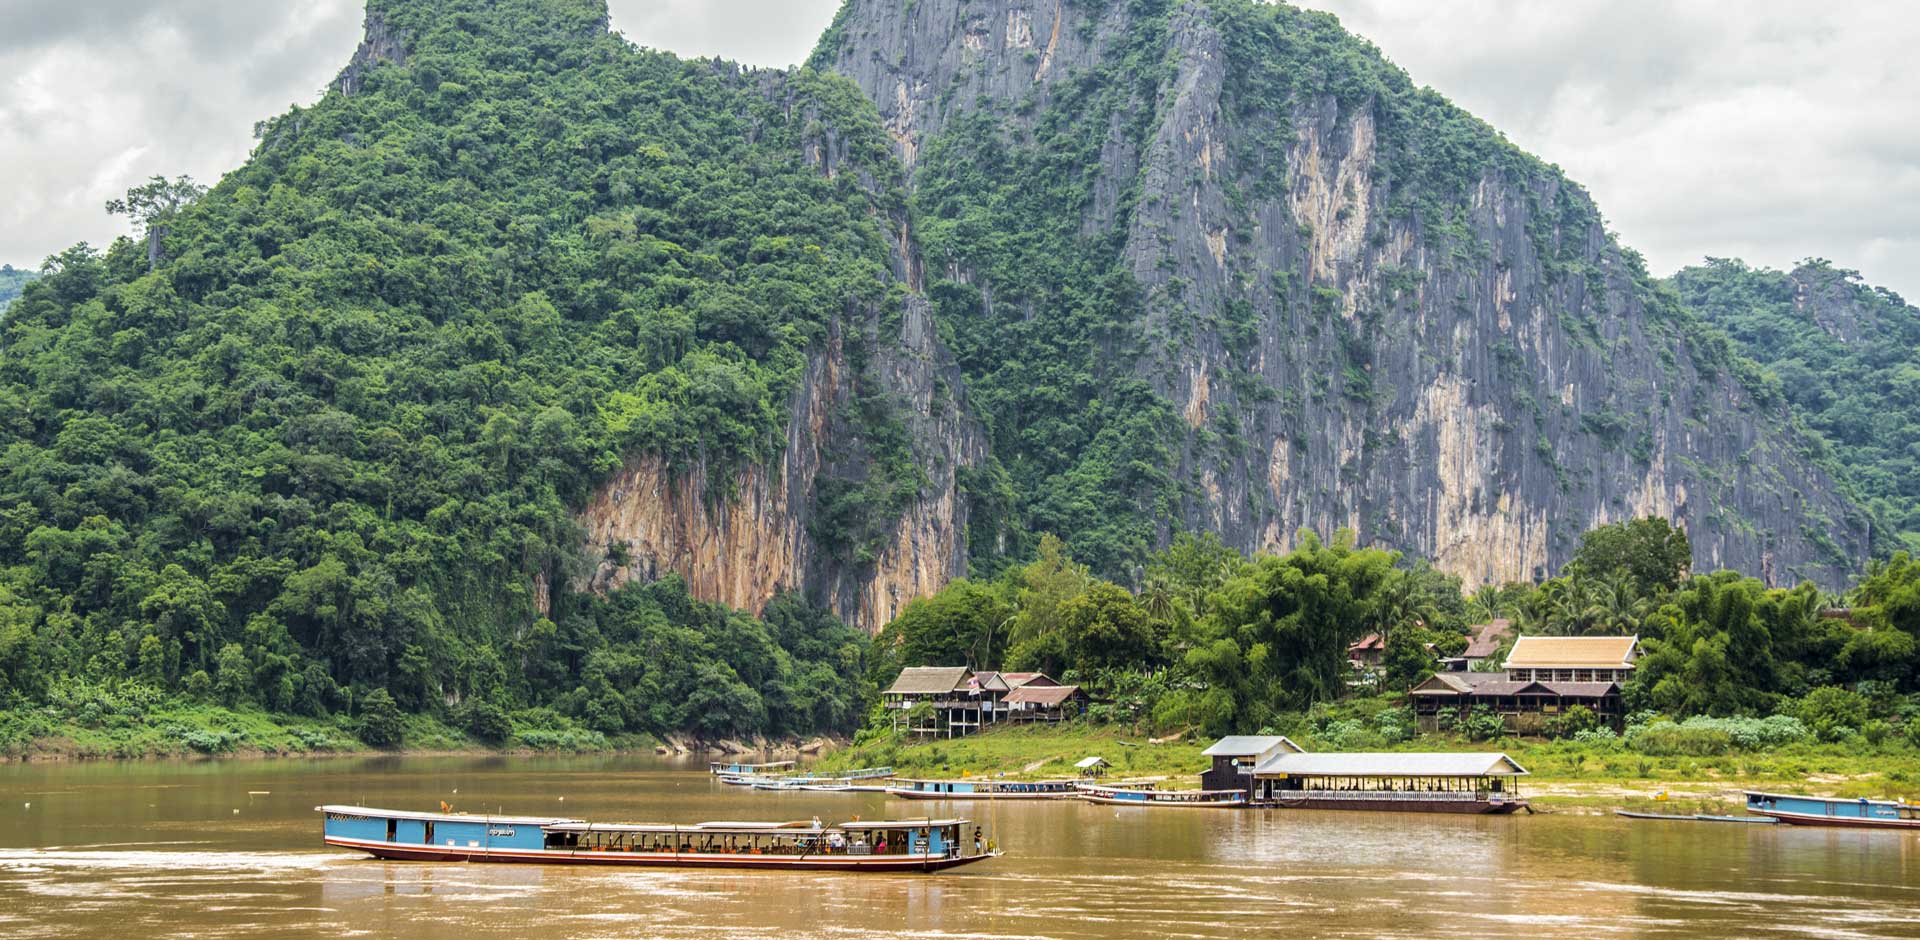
[810,724,1920,814]
[0,690,641,762]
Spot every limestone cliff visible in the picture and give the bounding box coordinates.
[816,0,1869,588]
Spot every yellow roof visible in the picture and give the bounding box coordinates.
[1504,636,1638,669]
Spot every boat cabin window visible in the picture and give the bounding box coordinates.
[386,819,397,843]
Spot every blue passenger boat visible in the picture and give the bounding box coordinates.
[887,778,1080,800]
[1079,784,1248,808]
[319,805,1000,871]
[1744,791,1920,829]
[709,760,797,777]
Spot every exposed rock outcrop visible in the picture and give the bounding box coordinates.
[817,0,1868,588]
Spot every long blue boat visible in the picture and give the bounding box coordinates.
[1744,791,1920,830]
[319,805,1000,872]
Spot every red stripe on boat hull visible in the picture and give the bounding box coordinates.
[1749,810,1920,830]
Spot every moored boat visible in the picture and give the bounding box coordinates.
[1080,785,1248,808]
[887,778,1080,800]
[1744,791,1920,829]
[318,805,1000,872]
[1614,810,1777,824]
[1251,752,1530,815]
[709,760,797,777]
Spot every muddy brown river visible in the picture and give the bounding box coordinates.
[1,755,1915,938]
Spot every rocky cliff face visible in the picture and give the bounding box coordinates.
[816,0,1869,589]
[577,296,986,633]
[573,70,987,633]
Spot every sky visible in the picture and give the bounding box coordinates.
[2,0,1916,299]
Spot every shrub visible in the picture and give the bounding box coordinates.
[1571,727,1621,749]
[356,689,405,748]
[1545,704,1600,738]
[458,700,513,744]
[1797,686,1869,742]
[1631,722,1732,757]
[1459,705,1505,742]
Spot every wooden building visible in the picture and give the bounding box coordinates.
[1001,683,1087,723]
[882,667,1076,738]
[1408,671,1624,733]
[1199,735,1305,794]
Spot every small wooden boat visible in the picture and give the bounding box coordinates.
[1615,810,1777,824]
[709,760,797,777]
[887,778,1080,800]
[1080,785,1247,808]
[1744,791,1920,830]
[319,805,1000,872]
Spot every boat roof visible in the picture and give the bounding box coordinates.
[893,777,1077,785]
[1201,735,1305,757]
[316,805,582,826]
[1744,790,1911,807]
[1252,752,1529,778]
[545,818,973,834]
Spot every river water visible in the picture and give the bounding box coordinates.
[0,755,1915,939]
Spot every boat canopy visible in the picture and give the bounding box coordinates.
[316,804,581,827]
[1252,752,1529,778]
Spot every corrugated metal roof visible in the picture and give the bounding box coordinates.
[1253,752,1528,777]
[1505,636,1638,669]
[1003,684,1082,706]
[1201,735,1306,757]
[885,666,972,695]
[1075,756,1109,768]
[1001,672,1059,688]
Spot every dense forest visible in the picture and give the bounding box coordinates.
[0,265,35,314]
[0,0,888,747]
[0,0,1915,758]
[1676,260,1920,555]
[868,518,1920,745]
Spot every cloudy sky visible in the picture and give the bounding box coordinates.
[3,0,1916,299]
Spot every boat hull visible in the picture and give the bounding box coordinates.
[887,789,1073,801]
[1081,795,1245,808]
[326,836,995,871]
[1749,809,1920,830]
[1262,798,1526,815]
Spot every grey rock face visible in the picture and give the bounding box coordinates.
[819,0,1868,588]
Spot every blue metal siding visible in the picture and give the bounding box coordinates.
[325,814,388,842]
[395,819,426,844]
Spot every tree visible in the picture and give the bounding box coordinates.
[1054,582,1162,674]
[357,688,405,748]
[105,175,207,271]
[1570,517,1692,596]
[1797,686,1868,741]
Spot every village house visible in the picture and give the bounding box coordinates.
[1439,618,1514,672]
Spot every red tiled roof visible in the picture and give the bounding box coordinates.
[1348,634,1385,653]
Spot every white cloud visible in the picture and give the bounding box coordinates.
[1,0,1914,302]
[1297,0,1920,299]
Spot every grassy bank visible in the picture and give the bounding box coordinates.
[813,723,1920,814]
[0,684,642,762]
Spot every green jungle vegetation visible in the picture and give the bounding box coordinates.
[0,0,888,754]
[0,265,35,315]
[1675,259,1920,555]
[835,517,1920,793]
[1,0,1916,775]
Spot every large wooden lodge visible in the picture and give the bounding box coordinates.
[1409,635,1637,732]
[883,667,1087,738]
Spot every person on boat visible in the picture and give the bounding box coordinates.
[812,815,823,829]
[875,834,888,854]
[973,828,984,853]
[828,830,846,852]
